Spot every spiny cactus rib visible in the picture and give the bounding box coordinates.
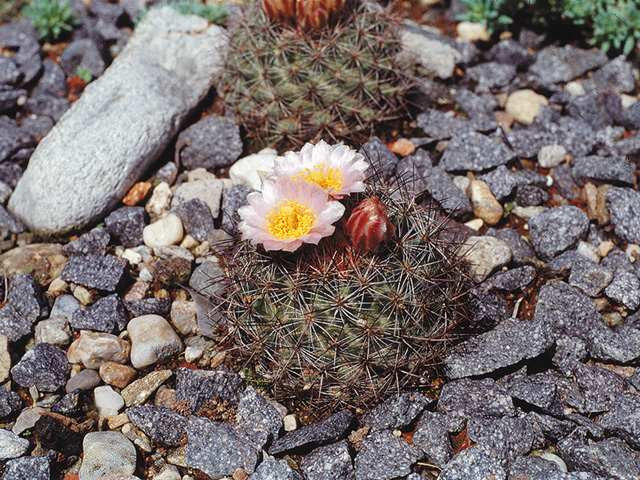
[222,1,412,151]
[211,175,469,414]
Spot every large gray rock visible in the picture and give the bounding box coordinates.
[8,8,228,235]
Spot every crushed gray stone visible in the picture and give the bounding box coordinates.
[440,131,516,172]
[361,392,431,432]
[438,444,506,480]
[300,440,355,480]
[353,429,422,480]
[528,206,589,262]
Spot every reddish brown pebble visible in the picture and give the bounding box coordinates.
[122,181,152,206]
[387,139,415,157]
[346,196,395,253]
[99,361,138,389]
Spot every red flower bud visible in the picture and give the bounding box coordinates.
[346,196,395,253]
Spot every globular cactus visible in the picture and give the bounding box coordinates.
[210,178,469,413]
[221,0,412,151]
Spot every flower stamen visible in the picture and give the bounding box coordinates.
[295,162,344,191]
[267,201,317,239]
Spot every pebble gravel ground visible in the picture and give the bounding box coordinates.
[0,1,640,479]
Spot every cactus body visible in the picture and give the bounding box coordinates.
[222,1,412,150]
[211,180,468,413]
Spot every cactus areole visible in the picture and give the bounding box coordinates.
[207,143,469,413]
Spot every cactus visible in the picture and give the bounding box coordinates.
[209,175,469,413]
[221,0,412,151]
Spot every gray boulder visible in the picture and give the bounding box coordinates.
[8,8,228,235]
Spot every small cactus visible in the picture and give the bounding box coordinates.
[208,151,469,413]
[222,0,412,151]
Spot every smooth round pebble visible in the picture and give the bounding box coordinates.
[127,315,184,369]
[35,317,72,346]
[142,214,184,248]
[467,179,503,226]
[79,431,137,480]
[94,385,125,417]
[99,361,138,388]
[458,236,512,282]
[505,89,548,125]
[67,330,131,369]
[66,368,102,393]
[537,144,566,168]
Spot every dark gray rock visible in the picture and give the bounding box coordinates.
[172,198,216,242]
[617,99,640,130]
[221,183,254,235]
[546,250,591,275]
[127,405,188,446]
[63,226,111,257]
[437,378,515,423]
[0,88,27,113]
[0,57,21,86]
[478,165,517,201]
[465,289,510,333]
[488,39,531,68]
[552,117,597,157]
[571,156,635,186]
[566,91,622,130]
[361,392,431,432]
[440,131,515,172]
[529,46,607,85]
[185,416,267,477]
[32,59,68,98]
[507,455,562,479]
[396,148,433,195]
[559,436,640,480]
[11,342,71,392]
[0,117,34,163]
[0,386,22,418]
[71,293,127,333]
[60,254,129,291]
[483,265,536,291]
[412,410,453,468]
[104,206,147,248]
[1,454,52,480]
[606,187,640,244]
[568,261,613,297]
[422,166,472,215]
[300,439,355,480]
[507,128,558,159]
[25,94,71,122]
[0,205,26,233]
[20,115,54,140]
[0,304,32,342]
[236,386,283,440]
[583,319,640,364]
[188,260,226,300]
[444,319,553,379]
[124,297,172,318]
[51,388,86,415]
[176,366,244,411]
[353,429,422,480]
[601,249,634,275]
[516,184,549,207]
[416,108,474,140]
[13,38,43,87]
[512,167,547,188]
[253,455,303,480]
[528,411,577,444]
[360,136,397,180]
[454,88,498,131]
[467,62,517,92]
[528,206,589,262]
[552,335,588,374]
[438,444,506,480]
[65,368,100,393]
[564,412,605,440]
[583,56,636,94]
[6,273,45,324]
[269,409,353,455]
[467,415,537,467]
[60,38,106,78]
[599,394,640,450]
[605,272,640,310]
[597,130,640,156]
[573,363,625,414]
[486,227,537,265]
[502,371,562,413]
[0,19,40,48]
[532,281,599,340]
[89,0,125,23]
[178,115,243,169]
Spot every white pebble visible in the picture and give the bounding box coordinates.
[0,429,30,461]
[79,431,137,480]
[94,386,125,417]
[564,81,586,97]
[35,317,72,346]
[67,330,131,369]
[122,248,143,265]
[465,218,484,231]
[577,241,600,263]
[143,213,184,248]
[229,148,279,190]
[283,414,298,431]
[146,181,172,219]
[505,89,549,125]
[537,144,566,168]
[139,266,154,283]
[458,236,512,282]
[128,315,184,369]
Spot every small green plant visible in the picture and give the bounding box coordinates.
[457,0,640,56]
[75,66,93,84]
[136,0,227,26]
[22,0,76,42]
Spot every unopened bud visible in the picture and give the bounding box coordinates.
[346,196,395,253]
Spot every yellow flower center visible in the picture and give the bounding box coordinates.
[267,201,317,239]
[295,163,343,191]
